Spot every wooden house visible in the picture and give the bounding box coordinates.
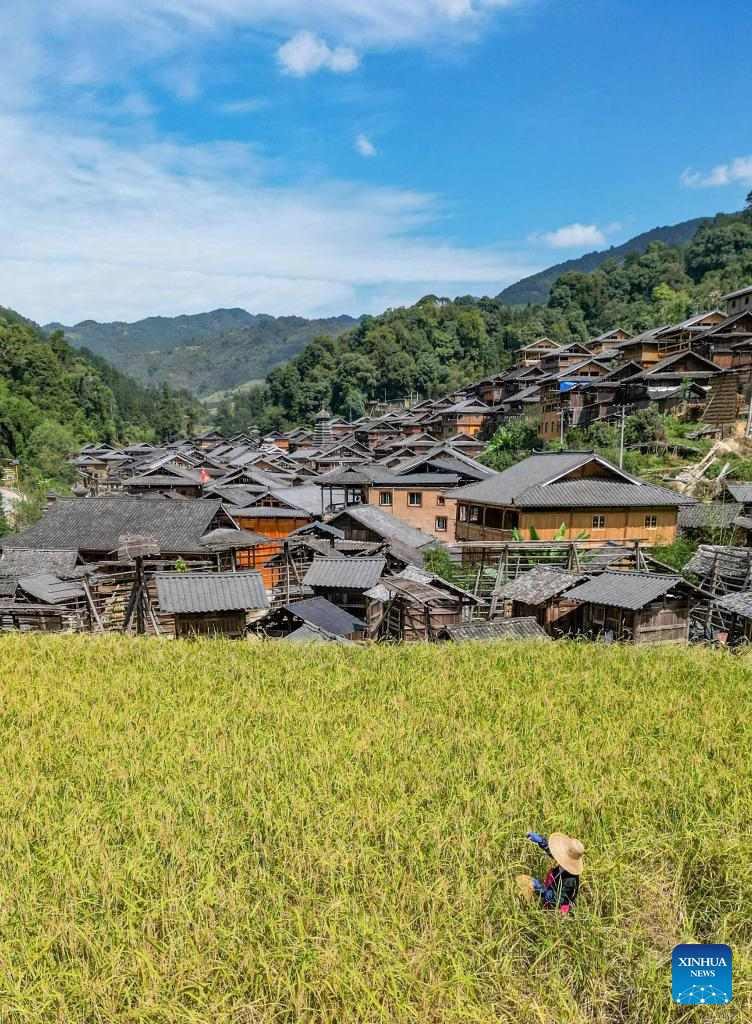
[452,450,695,545]
[154,570,269,638]
[327,504,440,554]
[302,556,386,619]
[721,284,752,317]
[493,565,587,635]
[364,566,480,641]
[562,569,693,643]
[515,337,560,367]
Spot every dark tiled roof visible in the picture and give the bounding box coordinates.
[726,482,752,503]
[516,480,695,508]
[329,504,438,549]
[495,566,587,605]
[0,549,79,576]
[303,556,386,590]
[200,528,269,549]
[563,570,686,610]
[282,624,354,644]
[684,544,752,579]
[17,573,85,604]
[227,506,311,519]
[289,521,345,540]
[282,596,366,636]
[154,571,269,614]
[450,451,602,504]
[443,617,549,641]
[678,503,743,530]
[715,590,752,619]
[2,498,224,554]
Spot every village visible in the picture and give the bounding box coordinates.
[2,283,752,647]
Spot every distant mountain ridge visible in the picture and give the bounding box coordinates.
[46,308,359,397]
[500,217,709,306]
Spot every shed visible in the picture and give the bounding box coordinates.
[302,556,386,618]
[493,566,587,634]
[714,590,752,644]
[678,502,743,540]
[259,596,367,641]
[154,571,269,638]
[563,569,693,643]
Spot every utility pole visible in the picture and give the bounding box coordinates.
[560,403,565,448]
[619,405,626,468]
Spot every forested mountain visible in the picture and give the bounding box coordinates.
[499,217,707,306]
[216,207,752,436]
[47,309,358,396]
[0,306,199,512]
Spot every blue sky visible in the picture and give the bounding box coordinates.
[1,0,750,324]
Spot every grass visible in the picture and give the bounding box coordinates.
[0,635,750,1022]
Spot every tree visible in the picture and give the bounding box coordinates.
[26,420,78,484]
[746,190,752,209]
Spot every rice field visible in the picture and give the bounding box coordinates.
[0,635,750,1023]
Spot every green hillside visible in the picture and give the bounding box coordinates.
[47,309,358,396]
[217,208,752,434]
[0,307,199,514]
[1,634,749,1022]
[499,217,708,306]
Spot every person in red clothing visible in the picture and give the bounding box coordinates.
[519,832,584,913]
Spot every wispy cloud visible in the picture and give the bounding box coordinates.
[541,223,607,249]
[0,112,534,323]
[680,156,752,189]
[277,31,359,77]
[218,97,268,115]
[355,133,377,157]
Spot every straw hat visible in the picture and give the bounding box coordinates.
[548,833,585,875]
[515,874,535,901]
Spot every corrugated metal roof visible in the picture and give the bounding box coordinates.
[282,624,354,644]
[2,498,223,554]
[227,505,311,519]
[450,451,612,505]
[303,556,386,590]
[443,618,549,641]
[154,571,269,613]
[563,570,685,610]
[282,596,366,636]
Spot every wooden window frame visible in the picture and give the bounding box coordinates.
[408,492,422,507]
[379,491,393,506]
[644,513,658,529]
[435,516,448,532]
[592,514,607,530]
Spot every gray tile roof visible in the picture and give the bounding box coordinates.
[17,573,85,605]
[450,451,604,504]
[227,505,311,519]
[154,571,269,614]
[282,624,354,644]
[303,556,386,590]
[563,570,686,610]
[684,544,752,579]
[2,498,224,555]
[495,566,587,605]
[443,617,550,641]
[282,596,367,636]
[678,503,743,530]
[328,504,438,550]
[726,482,752,503]
[715,590,752,619]
[516,479,695,508]
[0,549,79,576]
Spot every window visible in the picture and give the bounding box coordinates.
[379,491,392,506]
[592,514,606,530]
[437,495,446,506]
[645,514,658,529]
[435,516,448,532]
[459,505,468,522]
[408,492,422,507]
[469,505,481,524]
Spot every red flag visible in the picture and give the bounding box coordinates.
[200,469,211,483]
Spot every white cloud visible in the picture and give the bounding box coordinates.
[0,112,535,324]
[277,31,359,77]
[680,156,752,189]
[355,133,376,157]
[218,98,268,114]
[542,223,607,249]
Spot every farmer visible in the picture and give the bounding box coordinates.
[518,831,584,913]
